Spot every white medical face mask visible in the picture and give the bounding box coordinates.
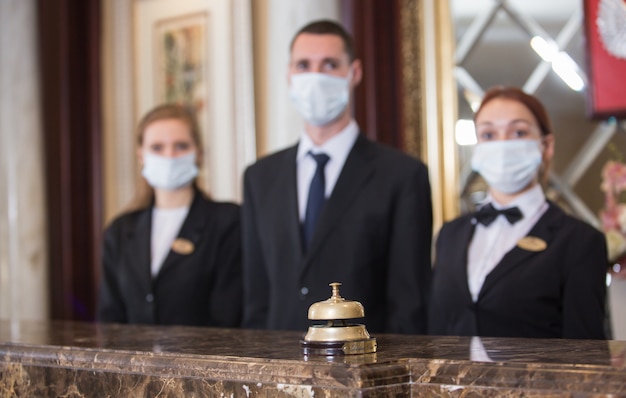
[471,139,543,194]
[141,152,198,191]
[289,72,350,126]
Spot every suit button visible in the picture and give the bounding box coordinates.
[146,294,154,303]
[300,287,309,295]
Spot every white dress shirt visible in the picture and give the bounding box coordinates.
[467,184,548,302]
[296,119,359,222]
[150,206,189,277]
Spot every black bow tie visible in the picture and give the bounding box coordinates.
[474,203,523,226]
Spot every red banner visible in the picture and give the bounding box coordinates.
[584,0,626,119]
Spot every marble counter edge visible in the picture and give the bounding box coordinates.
[0,342,411,389]
[3,342,626,393]
[409,357,626,394]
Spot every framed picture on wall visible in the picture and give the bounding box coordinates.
[583,0,626,119]
[154,12,209,126]
[134,0,256,202]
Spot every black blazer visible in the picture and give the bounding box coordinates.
[242,134,433,334]
[428,201,607,339]
[98,190,242,327]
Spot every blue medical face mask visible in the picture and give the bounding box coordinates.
[471,139,542,194]
[288,72,351,126]
[141,152,198,191]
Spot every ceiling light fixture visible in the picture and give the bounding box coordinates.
[455,119,477,146]
[530,36,585,91]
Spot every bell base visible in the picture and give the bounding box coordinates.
[304,324,371,342]
[300,337,377,356]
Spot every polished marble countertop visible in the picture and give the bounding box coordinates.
[1,320,624,365]
[1,320,625,396]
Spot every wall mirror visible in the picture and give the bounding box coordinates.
[450,0,626,227]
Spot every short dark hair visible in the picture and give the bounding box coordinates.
[290,20,355,61]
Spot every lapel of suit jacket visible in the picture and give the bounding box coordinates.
[303,134,375,266]
[156,190,207,279]
[478,202,560,299]
[276,146,305,262]
[126,207,152,292]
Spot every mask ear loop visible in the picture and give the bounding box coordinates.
[538,136,551,187]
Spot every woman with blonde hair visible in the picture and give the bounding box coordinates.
[98,103,242,326]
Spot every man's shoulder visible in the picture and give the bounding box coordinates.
[358,136,426,168]
[245,145,297,175]
[355,134,422,164]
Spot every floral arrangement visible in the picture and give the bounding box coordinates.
[600,159,626,265]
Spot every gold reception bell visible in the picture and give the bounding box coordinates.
[301,282,377,356]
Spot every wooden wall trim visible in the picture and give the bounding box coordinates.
[342,0,457,229]
[342,0,406,150]
[37,0,102,321]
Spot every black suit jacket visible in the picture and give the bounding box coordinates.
[428,201,607,339]
[98,190,242,327]
[242,134,433,334]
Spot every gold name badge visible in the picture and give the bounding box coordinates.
[517,236,547,252]
[172,238,194,255]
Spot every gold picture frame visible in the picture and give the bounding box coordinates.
[131,0,256,203]
[154,12,209,123]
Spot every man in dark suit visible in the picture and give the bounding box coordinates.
[242,20,433,334]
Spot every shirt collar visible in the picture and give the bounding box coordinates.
[486,184,546,218]
[296,119,359,162]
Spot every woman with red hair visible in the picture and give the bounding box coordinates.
[428,86,607,339]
